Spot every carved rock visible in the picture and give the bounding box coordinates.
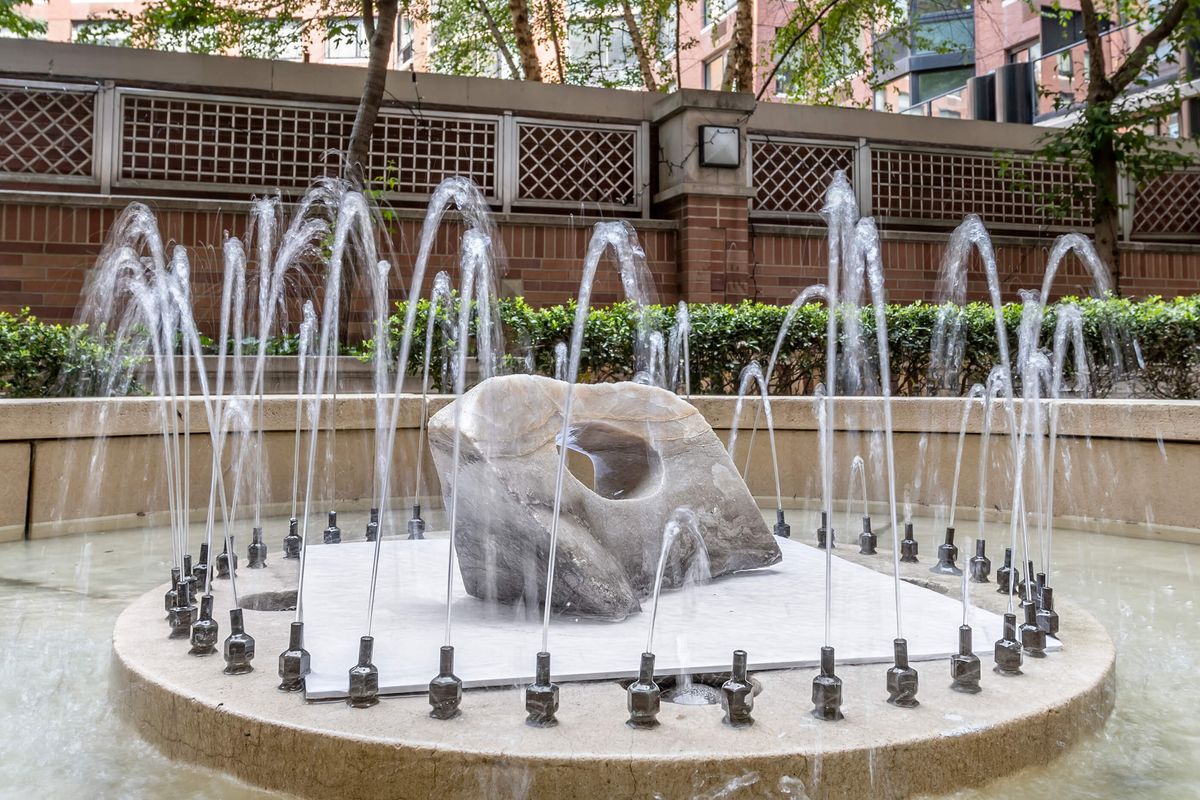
[428,375,781,620]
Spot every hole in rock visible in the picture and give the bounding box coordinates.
[240,590,298,612]
[557,422,663,501]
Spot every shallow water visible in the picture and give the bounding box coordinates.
[0,511,1196,800]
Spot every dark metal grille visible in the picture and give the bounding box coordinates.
[0,85,95,178]
[517,121,638,207]
[1134,171,1200,236]
[119,92,497,197]
[751,137,855,216]
[871,148,1091,228]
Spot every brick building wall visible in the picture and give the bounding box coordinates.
[0,198,678,329]
[7,193,1200,334]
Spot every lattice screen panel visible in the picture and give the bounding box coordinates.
[872,148,1091,228]
[119,93,497,196]
[751,137,854,215]
[0,86,95,178]
[1134,172,1200,235]
[517,122,638,207]
[373,114,497,197]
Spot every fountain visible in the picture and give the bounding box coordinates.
[33,172,1134,800]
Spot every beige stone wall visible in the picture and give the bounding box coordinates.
[1,395,1197,541]
[0,442,30,542]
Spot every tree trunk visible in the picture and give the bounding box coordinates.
[1091,131,1122,290]
[722,0,754,92]
[621,0,658,91]
[345,0,398,182]
[544,0,566,82]
[509,0,543,81]
[675,1,682,90]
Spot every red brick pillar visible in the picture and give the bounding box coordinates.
[651,91,755,304]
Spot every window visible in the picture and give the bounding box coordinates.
[703,50,728,89]
[397,16,414,65]
[703,0,737,27]
[326,17,368,59]
[774,65,796,96]
[912,16,974,56]
[938,109,962,118]
[242,19,304,60]
[1007,39,1041,63]
[71,19,130,47]
[1056,51,1072,78]
[874,89,887,111]
[914,66,972,101]
[911,0,972,16]
[567,20,633,82]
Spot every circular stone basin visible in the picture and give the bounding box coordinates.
[113,548,1115,800]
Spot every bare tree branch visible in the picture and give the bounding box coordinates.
[544,0,567,82]
[474,0,522,79]
[1077,0,1111,99]
[756,0,841,101]
[622,0,659,91]
[1110,0,1193,92]
[361,0,375,40]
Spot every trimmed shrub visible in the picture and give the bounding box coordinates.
[382,295,1200,399]
[0,309,115,398]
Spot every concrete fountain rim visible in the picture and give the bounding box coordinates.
[111,544,1115,800]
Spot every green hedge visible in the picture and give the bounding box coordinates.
[4,297,1200,399]
[0,309,116,398]
[387,295,1200,399]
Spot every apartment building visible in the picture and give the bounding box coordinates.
[10,0,1197,134]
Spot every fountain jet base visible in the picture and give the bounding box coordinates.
[223,608,255,675]
[969,539,991,583]
[811,646,844,721]
[722,649,755,727]
[278,621,311,692]
[950,625,982,693]
[429,645,463,720]
[900,523,919,563]
[930,527,961,576]
[886,638,919,707]
[773,508,791,539]
[408,504,426,540]
[626,652,661,729]
[858,516,877,555]
[525,652,559,728]
[347,636,380,708]
[283,518,301,559]
[188,594,218,656]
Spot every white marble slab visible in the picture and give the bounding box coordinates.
[300,537,1052,699]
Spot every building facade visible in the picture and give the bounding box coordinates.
[8,0,1198,134]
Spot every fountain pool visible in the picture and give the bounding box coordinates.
[4,507,1196,798]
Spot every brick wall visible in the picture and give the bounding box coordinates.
[0,198,678,330]
[4,195,1200,331]
[659,194,752,303]
[746,227,1163,304]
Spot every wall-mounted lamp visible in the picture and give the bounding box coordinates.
[698,125,740,168]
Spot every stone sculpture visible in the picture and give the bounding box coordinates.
[427,375,782,619]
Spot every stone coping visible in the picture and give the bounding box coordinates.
[112,533,1115,800]
[5,394,1199,443]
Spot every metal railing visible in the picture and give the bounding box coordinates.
[900,83,972,119]
[0,78,649,215]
